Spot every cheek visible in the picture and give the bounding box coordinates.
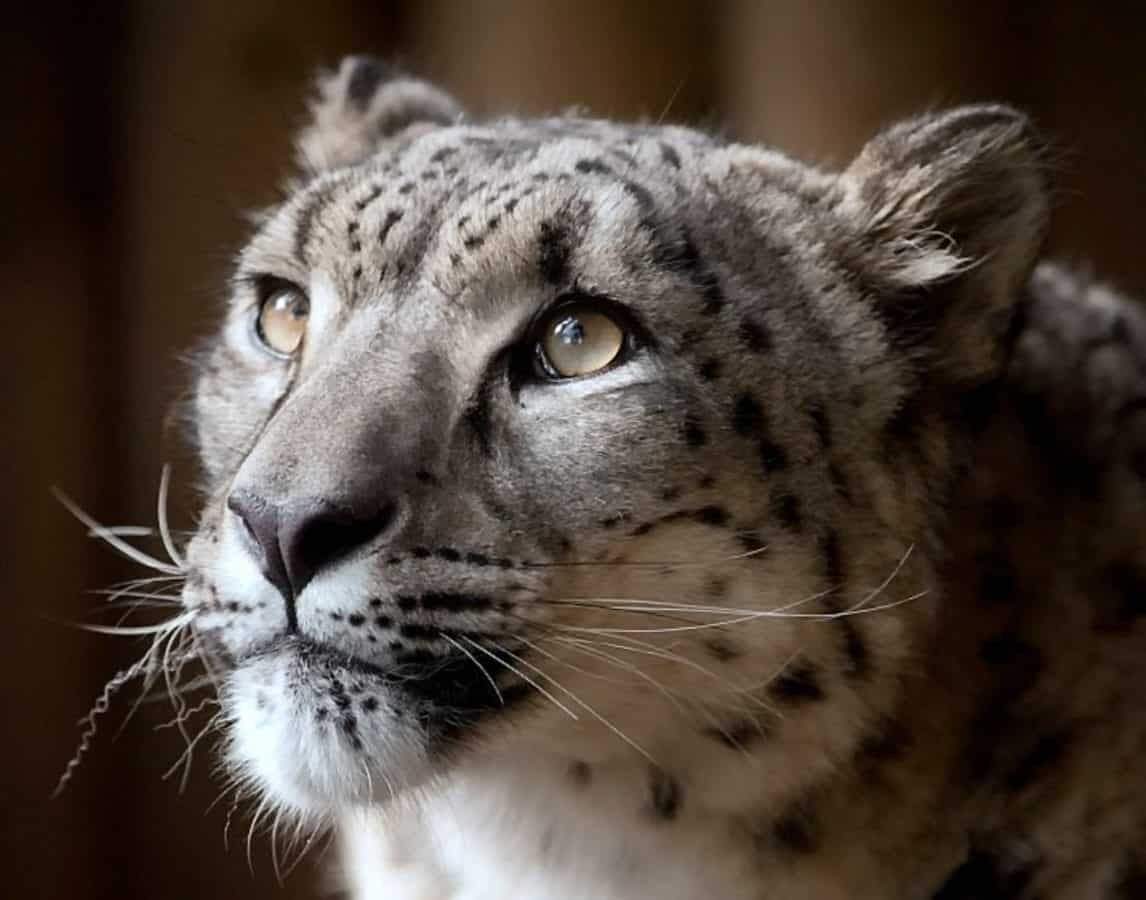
[508,389,692,527]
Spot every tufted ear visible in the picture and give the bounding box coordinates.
[839,105,1052,387]
[295,56,464,172]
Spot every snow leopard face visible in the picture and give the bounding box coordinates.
[181,57,1049,821]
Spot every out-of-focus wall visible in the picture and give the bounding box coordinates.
[4,3,1143,898]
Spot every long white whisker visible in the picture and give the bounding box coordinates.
[157,464,186,570]
[53,489,182,575]
[460,638,579,721]
[489,641,657,764]
[443,634,503,706]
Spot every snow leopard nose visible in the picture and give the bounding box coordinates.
[227,489,397,616]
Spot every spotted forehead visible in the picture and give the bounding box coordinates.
[248,119,720,307]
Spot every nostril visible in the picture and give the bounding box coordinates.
[279,500,398,597]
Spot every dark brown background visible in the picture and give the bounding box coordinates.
[5,3,1145,898]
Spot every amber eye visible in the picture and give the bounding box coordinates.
[255,283,309,357]
[536,305,627,379]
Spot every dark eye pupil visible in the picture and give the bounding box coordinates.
[554,316,586,345]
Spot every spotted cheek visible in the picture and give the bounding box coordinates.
[189,523,290,658]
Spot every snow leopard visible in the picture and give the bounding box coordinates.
[142,56,1146,898]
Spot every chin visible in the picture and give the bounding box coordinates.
[222,639,439,819]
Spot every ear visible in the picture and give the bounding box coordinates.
[838,105,1053,387]
[296,56,464,172]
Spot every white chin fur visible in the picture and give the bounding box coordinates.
[223,647,431,819]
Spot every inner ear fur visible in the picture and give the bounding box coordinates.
[838,105,1053,388]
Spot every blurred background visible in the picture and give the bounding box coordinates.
[5,2,1146,898]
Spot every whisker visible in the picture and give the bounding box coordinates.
[522,543,769,570]
[157,463,187,570]
[485,641,657,764]
[460,638,579,721]
[442,634,503,706]
[53,488,183,575]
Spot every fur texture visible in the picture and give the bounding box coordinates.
[176,57,1146,898]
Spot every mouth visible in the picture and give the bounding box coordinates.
[220,631,535,814]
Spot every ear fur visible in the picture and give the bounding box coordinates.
[839,105,1053,386]
[296,56,464,172]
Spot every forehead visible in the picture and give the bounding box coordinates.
[239,119,720,308]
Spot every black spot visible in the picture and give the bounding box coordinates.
[369,598,382,608]
[1112,853,1146,899]
[362,696,379,712]
[346,57,390,110]
[569,761,592,786]
[768,660,824,704]
[463,234,485,251]
[421,169,438,181]
[352,184,383,213]
[1004,728,1071,792]
[683,417,707,447]
[828,463,854,503]
[737,530,766,555]
[930,846,1038,899]
[808,402,833,448]
[739,317,772,353]
[770,492,802,530]
[411,547,431,559]
[1094,562,1146,631]
[399,623,439,641]
[465,381,496,454]
[347,613,365,627]
[977,551,1017,605]
[759,438,789,474]
[377,209,404,247]
[979,633,1039,668]
[429,145,457,164]
[857,716,912,764]
[704,637,742,662]
[435,547,461,562]
[374,615,393,629]
[698,358,721,380]
[838,620,870,678]
[698,474,716,489]
[421,592,493,613]
[486,214,501,232]
[465,551,491,567]
[414,469,436,485]
[575,157,613,176]
[771,804,818,854]
[648,769,681,820]
[538,219,572,285]
[661,485,682,502]
[659,142,681,169]
[396,596,417,612]
[732,393,762,436]
[695,506,729,527]
[398,181,415,195]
